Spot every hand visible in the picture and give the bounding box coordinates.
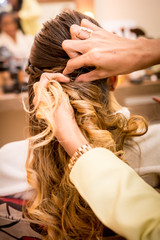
[152,97,160,104]
[33,73,88,156]
[62,19,160,82]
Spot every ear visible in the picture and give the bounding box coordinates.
[108,76,118,91]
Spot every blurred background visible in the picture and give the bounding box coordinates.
[0,0,160,147]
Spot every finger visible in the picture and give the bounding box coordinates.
[33,81,39,94]
[33,73,70,106]
[81,19,101,31]
[39,73,51,87]
[62,39,89,59]
[82,19,114,40]
[75,69,107,82]
[51,73,70,82]
[33,82,40,106]
[40,73,70,86]
[62,39,80,58]
[70,24,81,40]
[70,24,93,40]
[33,96,37,106]
[63,54,92,75]
[152,97,160,103]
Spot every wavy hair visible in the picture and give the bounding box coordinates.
[25,10,148,240]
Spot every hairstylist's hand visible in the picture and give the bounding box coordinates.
[62,19,160,82]
[33,73,88,156]
[152,97,160,104]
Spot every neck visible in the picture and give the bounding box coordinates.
[9,34,17,42]
[12,35,17,42]
[7,32,17,42]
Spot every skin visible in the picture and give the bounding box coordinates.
[33,20,160,155]
[33,72,119,156]
[54,99,88,156]
[31,22,160,238]
[33,73,88,157]
[62,19,160,82]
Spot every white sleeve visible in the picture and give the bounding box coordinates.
[70,147,160,240]
[0,140,30,196]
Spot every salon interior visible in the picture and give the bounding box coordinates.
[0,0,160,147]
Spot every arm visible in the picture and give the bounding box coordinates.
[62,19,160,81]
[33,72,86,156]
[34,73,160,240]
[70,148,160,240]
[54,92,160,240]
[54,95,88,156]
[55,106,160,239]
[53,85,160,240]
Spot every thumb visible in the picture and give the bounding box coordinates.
[75,69,107,82]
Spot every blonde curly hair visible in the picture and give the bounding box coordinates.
[25,10,148,240]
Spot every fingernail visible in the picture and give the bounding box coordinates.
[63,69,66,75]
[81,19,89,25]
[63,69,70,76]
[70,24,80,33]
[64,77,70,82]
[75,76,82,82]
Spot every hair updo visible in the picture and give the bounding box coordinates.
[25,9,148,240]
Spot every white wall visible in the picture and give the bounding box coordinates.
[95,0,160,38]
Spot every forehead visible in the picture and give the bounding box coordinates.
[1,14,15,23]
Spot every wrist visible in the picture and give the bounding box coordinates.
[136,37,160,70]
[56,119,88,157]
[68,143,92,171]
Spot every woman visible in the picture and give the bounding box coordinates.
[0,11,33,59]
[9,0,41,35]
[26,10,148,239]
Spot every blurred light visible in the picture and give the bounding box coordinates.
[84,11,95,19]
[118,76,121,86]
[0,0,7,6]
[75,0,95,19]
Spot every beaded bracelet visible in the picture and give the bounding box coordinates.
[68,144,92,171]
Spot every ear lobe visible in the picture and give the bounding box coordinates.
[108,76,118,91]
